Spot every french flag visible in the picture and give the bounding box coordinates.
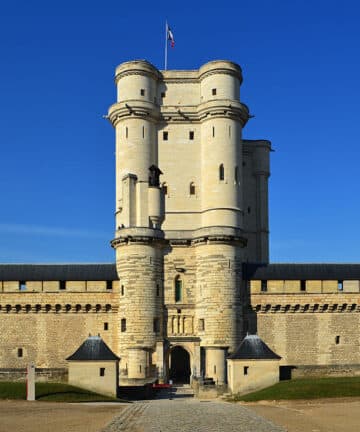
[167,24,175,48]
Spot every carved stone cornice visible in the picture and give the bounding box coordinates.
[192,234,247,247]
[168,336,201,343]
[198,60,243,83]
[168,239,192,247]
[0,303,118,313]
[114,60,161,83]
[109,99,249,126]
[251,302,360,313]
[198,100,249,125]
[108,101,160,126]
[160,77,199,84]
[111,235,169,248]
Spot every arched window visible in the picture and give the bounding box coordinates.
[219,164,224,181]
[234,166,238,182]
[189,182,195,195]
[121,318,126,332]
[175,276,182,303]
[162,182,168,195]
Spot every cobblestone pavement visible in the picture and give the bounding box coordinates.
[102,398,285,432]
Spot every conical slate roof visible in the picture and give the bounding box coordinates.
[66,336,120,361]
[228,335,281,360]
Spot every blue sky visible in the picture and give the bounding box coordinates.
[0,0,359,263]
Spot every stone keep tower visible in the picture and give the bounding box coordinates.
[108,60,271,386]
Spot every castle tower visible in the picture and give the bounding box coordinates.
[109,59,270,386]
[195,61,247,384]
[109,60,166,385]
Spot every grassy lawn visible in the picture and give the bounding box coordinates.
[230,377,360,402]
[0,382,121,402]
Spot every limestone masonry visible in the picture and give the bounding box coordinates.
[1,59,359,388]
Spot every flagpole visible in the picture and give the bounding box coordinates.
[164,21,168,70]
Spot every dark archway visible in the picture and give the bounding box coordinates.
[169,346,191,384]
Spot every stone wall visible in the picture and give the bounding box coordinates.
[290,364,360,379]
[0,284,119,370]
[248,281,360,368]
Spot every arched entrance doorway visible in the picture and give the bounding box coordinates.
[169,346,191,384]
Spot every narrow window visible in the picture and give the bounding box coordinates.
[212,126,215,137]
[212,88,217,96]
[163,131,168,141]
[17,348,23,358]
[335,335,340,344]
[247,206,251,214]
[121,318,126,332]
[139,365,142,373]
[106,281,113,290]
[19,281,26,291]
[153,318,160,333]
[189,131,194,140]
[161,92,166,98]
[261,280,267,292]
[214,365,216,373]
[177,309,181,314]
[229,125,231,137]
[234,166,238,182]
[219,164,224,181]
[140,89,145,96]
[125,127,128,139]
[162,183,168,195]
[338,280,343,291]
[244,366,249,375]
[142,126,145,138]
[175,276,182,302]
[300,280,306,291]
[59,280,66,290]
[156,284,160,297]
[189,182,195,195]
[121,285,124,296]
[104,322,109,331]
[100,367,105,377]
[199,319,205,331]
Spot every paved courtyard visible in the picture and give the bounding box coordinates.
[103,398,285,432]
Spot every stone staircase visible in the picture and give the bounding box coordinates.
[171,384,195,398]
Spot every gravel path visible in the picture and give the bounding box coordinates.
[102,398,285,432]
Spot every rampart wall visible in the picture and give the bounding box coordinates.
[0,280,119,369]
[248,279,360,369]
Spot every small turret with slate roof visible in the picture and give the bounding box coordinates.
[227,334,281,395]
[228,334,281,360]
[66,335,120,361]
[67,335,120,397]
